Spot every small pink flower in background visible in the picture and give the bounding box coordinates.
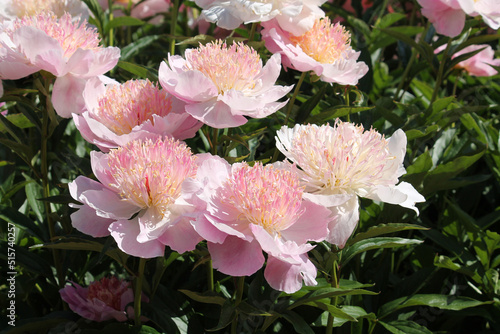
[73,77,201,152]
[69,137,203,258]
[416,0,465,37]
[195,0,326,36]
[185,156,332,293]
[97,0,170,22]
[275,122,425,248]
[457,0,500,30]
[0,12,120,117]
[60,277,147,322]
[262,17,368,85]
[0,0,89,20]
[448,44,500,76]
[159,40,292,128]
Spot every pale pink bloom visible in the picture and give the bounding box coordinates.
[457,0,500,30]
[69,137,203,258]
[416,0,465,37]
[450,44,500,76]
[60,277,147,322]
[0,0,89,21]
[262,17,368,85]
[159,40,292,128]
[0,12,120,117]
[195,0,326,36]
[275,122,425,248]
[185,156,332,293]
[73,77,201,152]
[97,0,170,22]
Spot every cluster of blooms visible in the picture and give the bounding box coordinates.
[6,0,498,319]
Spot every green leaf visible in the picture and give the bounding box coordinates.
[434,255,482,284]
[349,224,429,245]
[378,294,492,318]
[281,310,315,334]
[25,180,44,224]
[207,300,236,332]
[179,289,227,306]
[289,287,378,309]
[306,106,373,124]
[105,16,144,32]
[304,301,357,321]
[379,320,433,334]
[295,83,328,124]
[121,35,162,61]
[405,125,439,141]
[373,27,425,54]
[117,61,158,81]
[343,237,423,265]
[0,204,47,241]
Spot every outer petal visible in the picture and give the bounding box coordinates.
[70,203,113,237]
[109,218,165,258]
[264,254,317,293]
[66,47,120,77]
[280,199,331,244]
[159,59,218,103]
[157,214,204,253]
[208,236,265,276]
[365,181,425,214]
[52,74,87,117]
[185,99,248,128]
[325,196,359,248]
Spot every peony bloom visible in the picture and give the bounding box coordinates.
[0,12,120,117]
[195,0,326,36]
[69,137,203,258]
[60,277,147,322]
[416,0,465,37]
[159,40,292,128]
[449,44,500,76]
[275,122,425,248]
[458,0,500,30]
[73,77,201,152]
[97,0,170,23]
[185,156,332,293]
[262,17,368,85]
[0,0,89,21]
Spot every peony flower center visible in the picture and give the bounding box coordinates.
[87,277,129,310]
[224,163,304,234]
[93,79,173,135]
[287,122,396,195]
[185,41,262,95]
[289,17,352,64]
[9,12,100,59]
[106,137,197,214]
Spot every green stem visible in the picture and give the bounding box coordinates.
[134,258,147,326]
[326,260,339,334]
[345,86,351,122]
[40,77,63,287]
[107,0,114,47]
[430,38,453,105]
[284,71,307,126]
[231,277,245,334]
[248,23,257,42]
[207,259,214,292]
[170,0,180,55]
[211,127,218,155]
[395,49,417,100]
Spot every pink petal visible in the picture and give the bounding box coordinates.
[185,100,248,128]
[280,200,331,244]
[264,254,317,293]
[325,196,359,248]
[70,203,113,237]
[208,236,265,276]
[109,218,165,258]
[157,214,204,253]
[52,74,87,117]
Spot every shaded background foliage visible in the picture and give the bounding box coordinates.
[1,0,500,333]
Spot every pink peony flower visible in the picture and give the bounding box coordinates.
[97,0,170,23]
[275,122,425,248]
[0,12,120,117]
[0,0,89,21]
[73,77,201,152]
[449,44,500,76]
[185,156,332,293]
[159,40,292,129]
[60,277,147,322]
[262,17,368,85]
[416,0,465,37]
[457,0,500,30]
[195,0,326,36]
[69,137,203,258]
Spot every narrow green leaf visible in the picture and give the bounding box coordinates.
[179,289,227,306]
[281,310,315,334]
[434,255,482,284]
[121,35,162,61]
[105,16,144,32]
[379,294,492,319]
[289,287,378,309]
[349,224,429,245]
[343,237,423,265]
[379,320,433,334]
[117,61,158,81]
